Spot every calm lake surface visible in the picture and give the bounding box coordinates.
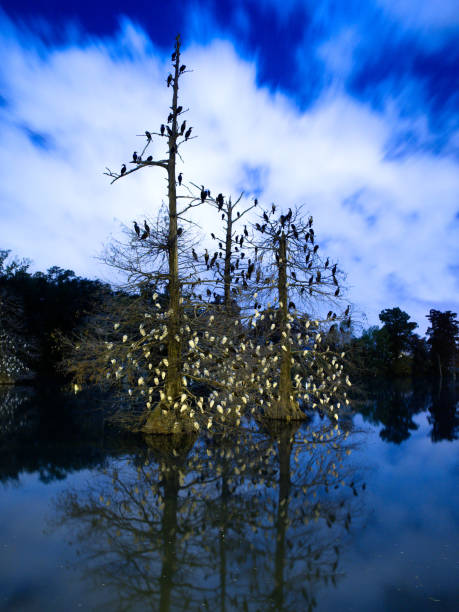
[0,383,458,611]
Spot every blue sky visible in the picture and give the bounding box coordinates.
[0,0,458,333]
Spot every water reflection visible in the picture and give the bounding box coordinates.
[0,385,120,484]
[356,380,459,443]
[52,421,361,611]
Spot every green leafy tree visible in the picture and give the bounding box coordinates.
[378,307,418,374]
[426,309,459,381]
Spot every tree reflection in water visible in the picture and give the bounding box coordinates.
[52,419,362,611]
[356,379,459,443]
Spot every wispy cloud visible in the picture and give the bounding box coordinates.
[0,8,457,332]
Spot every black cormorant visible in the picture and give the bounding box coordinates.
[178,172,183,185]
[167,74,172,87]
[121,164,126,175]
[185,127,192,140]
[133,221,140,237]
[145,131,151,140]
[160,124,165,136]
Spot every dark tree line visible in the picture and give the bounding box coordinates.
[347,306,458,381]
[0,249,111,382]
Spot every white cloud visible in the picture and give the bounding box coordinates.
[0,16,458,332]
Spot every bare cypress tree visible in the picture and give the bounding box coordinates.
[103,36,204,433]
[234,204,352,421]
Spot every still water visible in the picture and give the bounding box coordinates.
[0,383,457,611]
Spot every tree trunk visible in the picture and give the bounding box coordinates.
[142,37,188,434]
[223,199,233,312]
[266,232,304,420]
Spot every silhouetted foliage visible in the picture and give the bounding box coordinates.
[426,309,459,381]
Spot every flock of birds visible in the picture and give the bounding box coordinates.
[133,220,150,240]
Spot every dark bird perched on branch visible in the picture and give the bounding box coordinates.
[291,270,296,280]
[309,228,314,241]
[160,124,165,136]
[146,155,153,162]
[167,112,173,123]
[180,120,186,135]
[255,223,262,232]
[272,203,276,214]
[222,214,225,220]
[254,198,258,206]
[308,276,313,286]
[210,252,218,267]
[200,187,207,203]
[133,221,140,237]
[132,151,138,162]
[192,249,198,261]
[308,215,313,227]
[177,227,183,236]
[280,214,286,227]
[316,270,321,282]
[237,211,240,218]
[244,225,248,237]
[239,236,243,247]
[204,250,209,265]
[177,105,183,114]
[145,130,151,140]
[247,262,254,277]
[327,311,333,319]
[325,258,329,268]
[140,229,149,240]
[211,233,216,240]
[288,301,296,310]
[121,164,126,175]
[332,263,337,275]
[333,275,339,286]
[218,242,223,249]
[206,288,212,297]
[286,208,292,222]
[263,211,269,222]
[180,64,186,73]
[305,251,310,263]
[143,220,150,236]
[185,127,192,140]
[178,172,183,186]
[291,224,299,239]
[344,305,350,316]
[167,74,173,87]
[206,189,211,198]
[313,244,319,253]
[216,193,224,210]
